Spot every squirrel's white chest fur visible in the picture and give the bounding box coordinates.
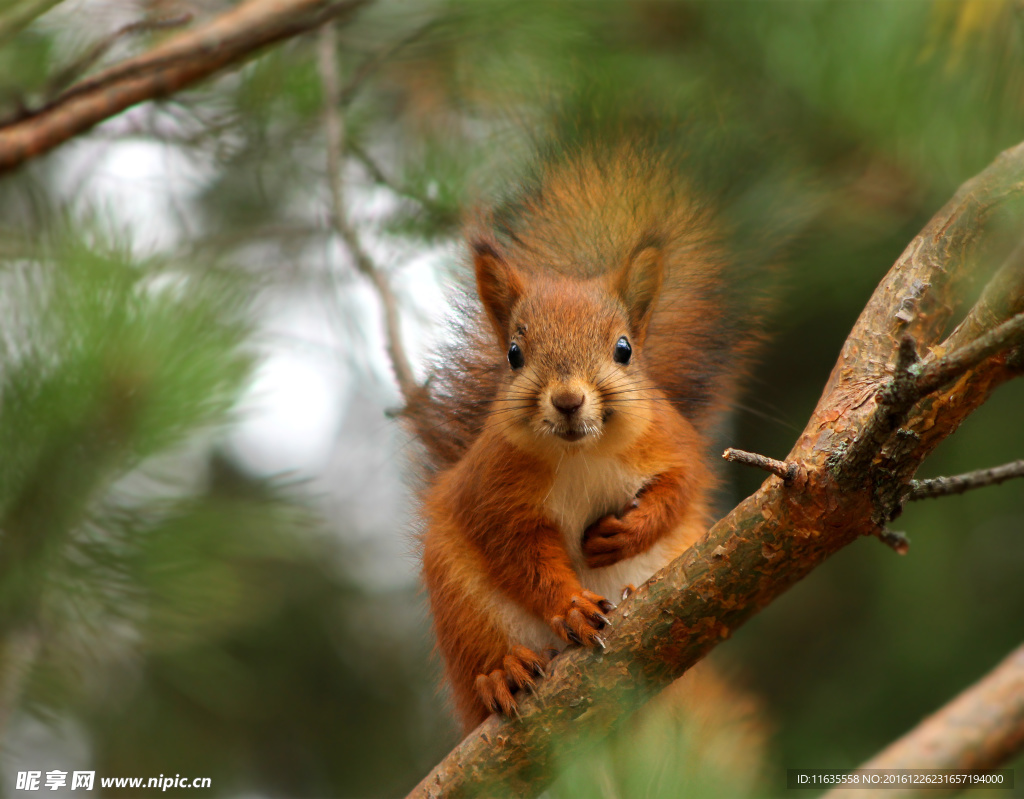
[544,451,643,558]
[490,449,683,655]
[544,450,676,602]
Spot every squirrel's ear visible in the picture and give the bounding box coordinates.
[473,240,523,343]
[615,245,664,344]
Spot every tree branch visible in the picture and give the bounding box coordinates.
[40,12,195,104]
[914,312,1024,397]
[908,460,1024,500]
[0,0,371,174]
[405,142,1024,799]
[722,447,799,482]
[317,23,419,406]
[824,644,1024,799]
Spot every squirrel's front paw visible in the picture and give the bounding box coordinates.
[582,511,642,568]
[549,590,614,648]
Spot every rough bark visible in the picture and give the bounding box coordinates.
[0,0,370,174]
[406,142,1024,799]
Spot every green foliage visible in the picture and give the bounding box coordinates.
[0,224,249,682]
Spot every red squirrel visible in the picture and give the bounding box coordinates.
[408,141,754,733]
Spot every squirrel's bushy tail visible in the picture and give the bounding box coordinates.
[404,136,764,476]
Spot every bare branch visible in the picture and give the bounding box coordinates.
[722,447,799,482]
[317,23,419,405]
[909,460,1024,500]
[824,644,1024,799]
[0,0,371,174]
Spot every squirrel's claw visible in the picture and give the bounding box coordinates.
[475,671,517,717]
[551,591,615,648]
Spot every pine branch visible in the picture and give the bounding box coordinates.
[404,142,1024,799]
[0,0,372,174]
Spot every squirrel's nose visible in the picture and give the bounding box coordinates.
[551,388,585,416]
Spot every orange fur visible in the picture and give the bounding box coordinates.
[410,142,752,733]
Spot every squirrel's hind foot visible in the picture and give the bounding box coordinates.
[474,645,553,718]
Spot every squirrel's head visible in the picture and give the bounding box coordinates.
[473,239,663,455]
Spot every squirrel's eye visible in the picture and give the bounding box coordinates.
[614,336,632,365]
[508,342,525,369]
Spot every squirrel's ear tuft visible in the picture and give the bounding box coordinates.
[473,240,523,344]
[615,244,664,344]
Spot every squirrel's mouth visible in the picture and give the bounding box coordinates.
[556,429,587,442]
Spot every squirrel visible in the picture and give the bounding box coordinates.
[407,137,757,733]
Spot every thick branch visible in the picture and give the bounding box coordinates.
[0,0,371,174]
[824,644,1024,799]
[406,141,1024,799]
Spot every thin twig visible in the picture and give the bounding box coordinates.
[722,448,799,482]
[348,138,456,229]
[908,459,1024,500]
[317,23,419,405]
[339,17,439,107]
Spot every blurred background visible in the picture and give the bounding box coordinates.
[0,0,1022,796]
